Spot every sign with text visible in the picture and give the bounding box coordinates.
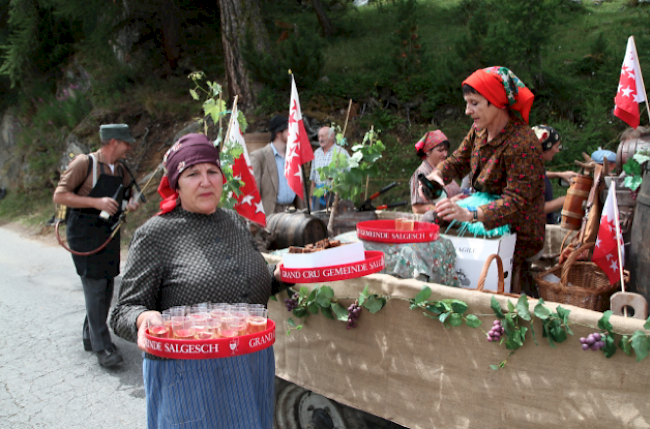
[356,220,439,243]
[441,231,517,293]
[145,320,275,359]
[280,251,385,283]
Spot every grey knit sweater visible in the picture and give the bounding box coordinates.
[110,206,285,350]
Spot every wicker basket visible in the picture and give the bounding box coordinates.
[474,254,521,298]
[534,242,628,312]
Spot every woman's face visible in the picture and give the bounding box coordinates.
[542,141,562,162]
[177,162,223,215]
[464,92,503,131]
[425,144,448,168]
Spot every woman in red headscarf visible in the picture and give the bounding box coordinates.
[425,67,546,294]
[409,129,461,214]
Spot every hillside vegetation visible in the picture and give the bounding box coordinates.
[0,0,648,233]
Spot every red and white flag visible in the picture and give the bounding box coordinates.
[614,36,646,129]
[592,182,625,285]
[284,75,314,199]
[228,106,266,227]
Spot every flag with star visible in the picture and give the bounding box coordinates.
[284,74,314,199]
[592,182,625,285]
[614,36,647,129]
[228,105,266,226]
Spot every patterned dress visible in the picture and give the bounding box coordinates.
[437,117,546,264]
[110,207,286,429]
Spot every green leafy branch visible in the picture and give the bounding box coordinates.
[186,71,248,210]
[285,285,387,334]
[409,286,482,328]
[314,127,385,204]
[597,311,650,361]
[623,151,650,192]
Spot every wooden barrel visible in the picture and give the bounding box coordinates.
[629,164,650,299]
[616,137,650,174]
[560,175,593,230]
[311,210,378,237]
[266,213,327,250]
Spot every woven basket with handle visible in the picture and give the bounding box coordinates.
[534,242,627,312]
[474,254,521,298]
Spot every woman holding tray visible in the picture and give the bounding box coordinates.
[409,129,461,214]
[423,66,546,294]
[110,133,288,429]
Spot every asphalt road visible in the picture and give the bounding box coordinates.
[0,224,145,429]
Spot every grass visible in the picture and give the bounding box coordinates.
[0,188,54,227]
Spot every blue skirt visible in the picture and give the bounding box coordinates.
[143,347,275,429]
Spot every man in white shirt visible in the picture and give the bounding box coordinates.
[309,126,350,211]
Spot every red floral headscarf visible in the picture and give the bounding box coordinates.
[157,133,225,215]
[414,130,449,158]
[462,66,535,124]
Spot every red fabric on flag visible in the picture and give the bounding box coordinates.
[614,36,646,129]
[229,107,266,227]
[592,182,625,285]
[284,76,314,199]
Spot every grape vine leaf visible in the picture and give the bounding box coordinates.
[315,286,334,307]
[414,286,432,304]
[307,302,319,315]
[516,295,531,321]
[299,286,310,299]
[644,316,650,331]
[363,296,386,313]
[321,307,335,320]
[507,300,516,313]
[331,303,349,322]
[597,311,614,334]
[534,301,552,320]
[603,334,617,358]
[359,285,370,306]
[293,307,307,318]
[464,314,482,328]
[189,89,199,100]
[269,295,277,301]
[630,331,649,362]
[438,312,449,324]
[450,300,468,315]
[633,153,650,165]
[556,306,572,335]
[288,317,297,328]
[490,296,505,319]
[308,288,318,302]
[449,313,463,327]
[620,335,632,356]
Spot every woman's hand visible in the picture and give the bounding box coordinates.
[560,171,579,183]
[434,197,473,223]
[273,264,282,282]
[136,310,162,352]
[425,170,446,187]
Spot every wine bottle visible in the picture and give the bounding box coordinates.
[99,184,123,220]
[417,173,444,201]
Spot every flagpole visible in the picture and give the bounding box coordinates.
[611,183,628,316]
[630,36,650,124]
[222,95,239,152]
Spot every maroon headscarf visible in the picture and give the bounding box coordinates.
[157,133,225,215]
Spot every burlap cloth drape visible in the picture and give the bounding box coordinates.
[266,253,650,429]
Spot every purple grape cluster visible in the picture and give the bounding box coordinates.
[580,332,606,351]
[347,301,362,329]
[284,293,299,312]
[487,320,504,342]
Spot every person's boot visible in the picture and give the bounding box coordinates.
[96,347,123,367]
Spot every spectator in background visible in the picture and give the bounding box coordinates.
[409,130,461,214]
[250,115,306,214]
[309,126,350,211]
[532,125,578,224]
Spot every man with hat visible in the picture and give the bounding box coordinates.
[53,124,140,367]
[250,115,306,214]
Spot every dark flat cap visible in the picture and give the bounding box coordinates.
[99,124,136,144]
